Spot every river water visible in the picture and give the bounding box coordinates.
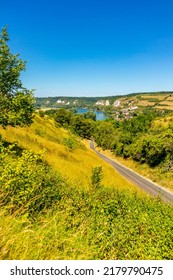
[77,108,108,120]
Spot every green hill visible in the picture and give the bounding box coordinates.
[35,91,173,111]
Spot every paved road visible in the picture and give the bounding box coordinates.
[90,141,173,204]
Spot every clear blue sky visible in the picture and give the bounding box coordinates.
[1,0,173,97]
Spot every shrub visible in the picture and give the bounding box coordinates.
[91,166,103,189]
[0,144,65,218]
[63,137,77,150]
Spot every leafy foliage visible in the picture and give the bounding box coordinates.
[93,109,173,168]
[0,143,64,218]
[130,136,166,166]
[54,108,72,127]
[94,121,116,149]
[91,166,103,189]
[71,115,94,139]
[63,136,77,150]
[83,111,96,121]
[1,176,173,259]
[0,27,34,127]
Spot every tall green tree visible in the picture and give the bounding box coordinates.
[71,115,93,139]
[54,108,72,127]
[0,27,34,127]
[94,121,116,150]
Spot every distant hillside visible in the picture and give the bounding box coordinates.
[35,91,173,111]
[35,95,118,108]
[118,91,173,111]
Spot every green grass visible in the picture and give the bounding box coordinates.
[1,185,173,259]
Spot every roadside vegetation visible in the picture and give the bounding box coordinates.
[39,107,173,190]
[93,110,173,191]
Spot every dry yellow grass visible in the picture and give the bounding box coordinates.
[0,114,139,193]
[138,100,156,106]
[140,95,167,100]
[152,115,173,128]
[166,96,173,101]
[37,107,57,111]
[159,100,173,106]
[155,105,173,110]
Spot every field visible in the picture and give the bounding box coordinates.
[155,105,173,110]
[140,95,167,100]
[166,96,173,101]
[116,93,173,111]
[137,100,156,106]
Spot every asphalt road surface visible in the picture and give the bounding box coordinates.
[90,141,173,204]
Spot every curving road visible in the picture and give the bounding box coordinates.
[90,141,173,204]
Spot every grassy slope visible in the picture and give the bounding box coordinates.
[0,114,139,192]
[1,114,173,260]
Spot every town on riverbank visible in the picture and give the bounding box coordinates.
[35,91,173,120]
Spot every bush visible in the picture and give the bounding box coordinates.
[0,144,65,218]
[38,110,45,118]
[91,166,103,189]
[63,137,77,150]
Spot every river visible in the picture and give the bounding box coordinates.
[77,108,108,120]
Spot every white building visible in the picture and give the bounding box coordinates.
[57,100,65,104]
[73,100,78,105]
[57,100,62,104]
